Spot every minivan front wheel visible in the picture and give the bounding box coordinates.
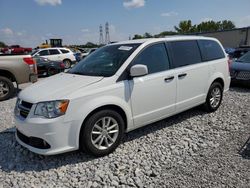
[80,109,125,156]
[204,82,223,112]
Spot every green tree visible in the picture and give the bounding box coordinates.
[143,32,153,38]
[132,34,144,40]
[154,31,177,38]
[0,41,7,48]
[174,20,193,34]
[219,20,235,30]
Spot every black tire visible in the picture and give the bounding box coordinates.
[203,82,223,112]
[63,59,71,69]
[0,76,15,101]
[47,68,58,76]
[80,109,125,157]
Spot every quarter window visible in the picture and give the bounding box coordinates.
[132,43,170,74]
[170,40,202,68]
[49,49,60,55]
[198,40,225,61]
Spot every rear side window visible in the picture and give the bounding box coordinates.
[38,50,49,56]
[198,40,225,61]
[132,43,170,74]
[170,40,202,68]
[49,49,60,55]
[60,49,70,54]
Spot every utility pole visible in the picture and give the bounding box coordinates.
[105,22,110,44]
[99,25,103,45]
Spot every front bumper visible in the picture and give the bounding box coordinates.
[15,115,79,155]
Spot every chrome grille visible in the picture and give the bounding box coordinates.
[236,71,250,80]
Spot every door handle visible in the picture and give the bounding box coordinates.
[164,76,174,82]
[178,73,187,79]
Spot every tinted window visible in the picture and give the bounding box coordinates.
[170,40,201,68]
[132,43,170,74]
[198,40,225,61]
[49,49,60,55]
[38,50,49,56]
[60,49,70,54]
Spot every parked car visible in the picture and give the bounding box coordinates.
[34,57,65,77]
[227,46,250,60]
[14,36,230,156]
[1,45,32,54]
[31,48,76,69]
[230,51,250,86]
[81,48,98,59]
[0,54,37,101]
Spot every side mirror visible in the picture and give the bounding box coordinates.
[130,64,148,77]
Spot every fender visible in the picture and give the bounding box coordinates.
[64,95,133,148]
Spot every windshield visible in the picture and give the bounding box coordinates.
[68,43,140,77]
[237,51,250,63]
[31,50,38,56]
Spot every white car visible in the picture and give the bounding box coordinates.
[31,48,76,69]
[15,36,230,156]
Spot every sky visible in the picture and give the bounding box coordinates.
[0,0,250,47]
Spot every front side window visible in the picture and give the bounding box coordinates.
[38,50,49,56]
[68,44,140,77]
[132,43,170,74]
[170,40,202,68]
[198,40,225,61]
[49,49,60,55]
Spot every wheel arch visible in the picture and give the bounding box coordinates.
[0,69,16,82]
[207,72,225,94]
[78,104,128,148]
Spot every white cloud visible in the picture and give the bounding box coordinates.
[123,0,145,9]
[81,29,90,32]
[34,0,62,6]
[161,11,178,17]
[0,28,14,35]
[236,15,250,27]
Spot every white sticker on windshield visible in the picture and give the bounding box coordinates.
[118,46,133,51]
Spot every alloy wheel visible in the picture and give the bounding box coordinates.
[0,81,9,98]
[209,87,221,108]
[91,117,119,150]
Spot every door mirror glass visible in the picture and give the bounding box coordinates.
[130,64,148,77]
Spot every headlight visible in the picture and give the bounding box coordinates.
[34,100,69,118]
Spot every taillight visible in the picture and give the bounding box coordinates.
[227,55,232,73]
[60,62,65,68]
[23,57,37,74]
[23,57,35,65]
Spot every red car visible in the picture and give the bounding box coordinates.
[1,45,32,54]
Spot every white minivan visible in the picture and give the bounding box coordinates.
[15,36,230,156]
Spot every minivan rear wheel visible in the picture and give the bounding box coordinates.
[203,82,223,112]
[80,109,125,156]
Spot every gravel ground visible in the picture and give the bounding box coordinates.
[0,82,249,188]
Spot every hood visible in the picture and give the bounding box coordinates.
[19,73,103,103]
[230,61,250,71]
